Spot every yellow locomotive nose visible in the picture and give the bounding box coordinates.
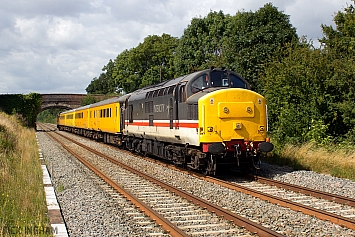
[198,88,268,144]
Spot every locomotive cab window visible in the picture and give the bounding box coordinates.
[210,70,248,89]
[191,74,208,94]
[230,74,248,88]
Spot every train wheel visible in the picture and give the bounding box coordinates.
[204,154,216,176]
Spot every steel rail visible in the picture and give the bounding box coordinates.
[51,130,284,237]
[199,175,355,231]
[247,174,355,207]
[81,132,355,232]
[125,142,355,231]
[44,130,188,237]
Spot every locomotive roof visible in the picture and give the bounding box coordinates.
[129,68,220,101]
[137,69,208,92]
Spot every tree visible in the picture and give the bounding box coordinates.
[263,3,355,145]
[85,73,111,94]
[174,11,229,75]
[112,34,179,93]
[223,3,298,92]
[173,4,298,92]
[320,4,355,58]
[319,4,355,142]
[262,44,333,144]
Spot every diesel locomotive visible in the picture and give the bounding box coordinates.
[57,67,273,175]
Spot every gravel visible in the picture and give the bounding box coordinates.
[38,130,355,236]
[37,131,165,236]
[261,163,355,199]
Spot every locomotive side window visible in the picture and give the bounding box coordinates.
[191,74,208,93]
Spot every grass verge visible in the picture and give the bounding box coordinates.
[0,112,52,236]
[266,142,355,181]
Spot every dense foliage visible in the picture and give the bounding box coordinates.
[0,93,42,127]
[223,3,298,92]
[85,3,355,147]
[86,34,179,94]
[37,108,65,124]
[263,4,355,146]
[174,11,229,74]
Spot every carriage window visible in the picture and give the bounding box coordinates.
[191,74,208,93]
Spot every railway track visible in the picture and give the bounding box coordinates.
[202,176,355,230]
[148,157,355,230]
[246,175,355,208]
[38,123,355,235]
[38,123,281,236]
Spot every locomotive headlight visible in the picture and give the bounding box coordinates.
[259,126,265,132]
[246,106,252,113]
[207,127,214,132]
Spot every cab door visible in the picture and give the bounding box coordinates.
[174,82,187,129]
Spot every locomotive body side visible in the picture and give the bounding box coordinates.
[123,85,199,146]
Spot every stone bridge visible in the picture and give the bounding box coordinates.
[40,94,107,112]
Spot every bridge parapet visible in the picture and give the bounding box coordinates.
[40,94,87,112]
[40,94,108,112]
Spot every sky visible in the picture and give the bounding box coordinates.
[0,0,351,94]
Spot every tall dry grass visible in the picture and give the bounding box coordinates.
[0,112,51,236]
[268,142,355,181]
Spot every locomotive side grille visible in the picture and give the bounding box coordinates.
[145,101,153,113]
[188,104,198,120]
